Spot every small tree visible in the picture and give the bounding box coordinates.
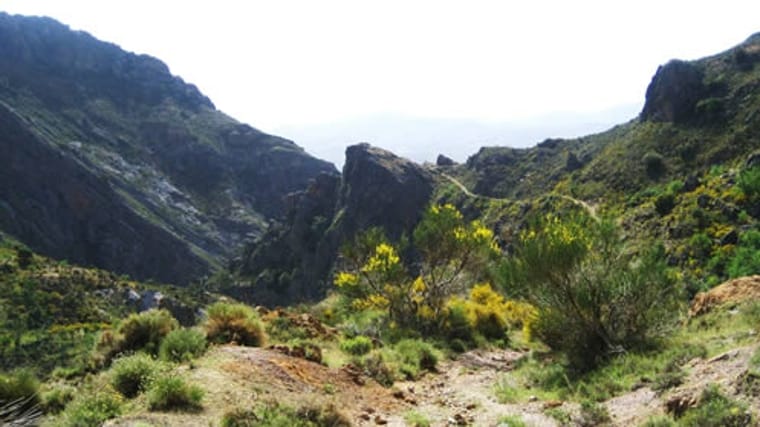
[500,214,683,371]
[334,204,499,331]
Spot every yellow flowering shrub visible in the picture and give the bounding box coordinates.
[334,204,501,332]
[443,283,536,342]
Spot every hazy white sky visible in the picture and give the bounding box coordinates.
[2,1,759,134]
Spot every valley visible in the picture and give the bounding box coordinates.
[0,11,759,427]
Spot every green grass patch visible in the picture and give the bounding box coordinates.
[498,414,528,427]
[404,410,431,427]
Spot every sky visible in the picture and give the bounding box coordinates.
[2,1,760,164]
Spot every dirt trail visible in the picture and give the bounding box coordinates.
[384,349,559,427]
[438,172,598,220]
[106,341,760,426]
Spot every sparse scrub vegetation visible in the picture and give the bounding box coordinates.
[110,353,162,398]
[339,335,373,355]
[0,370,39,406]
[677,384,753,426]
[498,414,528,427]
[222,402,350,427]
[579,400,611,426]
[727,229,760,278]
[334,204,499,334]
[640,415,676,427]
[204,302,266,347]
[404,410,431,427]
[147,375,204,411]
[61,388,123,427]
[96,309,179,364]
[500,214,684,371]
[737,165,760,202]
[40,383,76,414]
[393,338,439,379]
[159,328,207,362]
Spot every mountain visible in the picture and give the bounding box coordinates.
[0,13,336,284]
[273,105,640,167]
[229,143,434,306]
[456,33,760,201]
[233,33,760,305]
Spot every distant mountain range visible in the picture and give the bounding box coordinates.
[274,105,640,167]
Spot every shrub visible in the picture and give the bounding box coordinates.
[334,204,499,333]
[96,309,179,363]
[688,233,713,259]
[544,408,572,425]
[654,192,677,216]
[404,410,431,427]
[295,403,351,426]
[444,283,536,343]
[393,339,438,379]
[340,336,373,356]
[678,384,753,426]
[221,408,259,427]
[204,302,266,347]
[357,351,397,387]
[579,400,611,427]
[640,415,675,426]
[500,215,683,371]
[62,389,122,427]
[223,402,351,427]
[494,377,521,403]
[147,375,203,411]
[498,415,528,427]
[643,151,666,179]
[0,370,39,404]
[727,229,760,278]
[737,165,760,202]
[40,383,75,414]
[110,353,162,398]
[159,328,207,362]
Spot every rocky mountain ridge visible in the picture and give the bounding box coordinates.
[0,13,335,284]
[232,32,760,306]
[232,143,435,306]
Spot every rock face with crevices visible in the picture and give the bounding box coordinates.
[641,60,707,123]
[0,13,335,284]
[233,143,435,306]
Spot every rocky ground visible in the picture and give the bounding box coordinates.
[104,338,759,426]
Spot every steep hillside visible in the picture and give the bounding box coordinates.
[455,33,760,201]
[0,233,214,376]
[434,33,760,295]
[0,13,336,284]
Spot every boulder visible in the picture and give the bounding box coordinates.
[436,154,456,166]
[689,275,760,316]
[235,144,435,306]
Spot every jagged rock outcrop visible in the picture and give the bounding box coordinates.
[641,60,707,123]
[0,13,335,283]
[437,154,456,166]
[338,143,435,239]
[233,144,435,306]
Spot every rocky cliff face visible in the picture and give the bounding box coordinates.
[0,13,336,284]
[640,60,707,124]
[233,143,435,306]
